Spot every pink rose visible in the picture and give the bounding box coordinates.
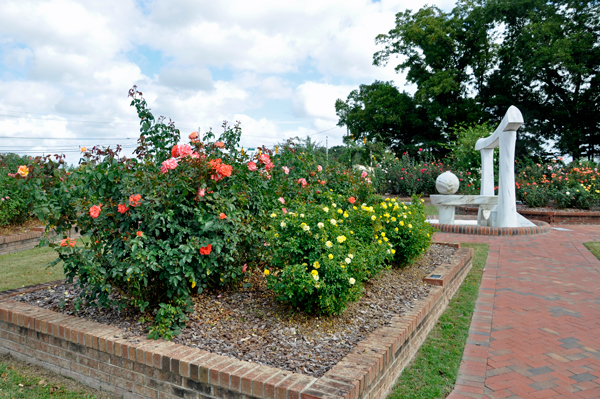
[265,162,274,172]
[278,197,285,204]
[161,157,179,174]
[248,161,257,171]
[282,166,289,175]
[242,264,248,273]
[282,208,287,213]
[361,171,367,178]
[258,154,271,165]
[317,165,322,172]
[298,178,308,188]
[89,204,102,219]
[198,188,206,197]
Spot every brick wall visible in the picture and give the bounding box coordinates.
[456,206,600,225]
[0,227,80,256]
[0,243,473,399]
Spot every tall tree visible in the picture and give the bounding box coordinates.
[483,0,600,160]
[339,0,599,160]
[334,81,439,155]
[372,2,494,140]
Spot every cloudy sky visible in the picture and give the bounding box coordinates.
[0,0,454,165]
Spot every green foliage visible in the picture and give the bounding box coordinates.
[516,160,600,209]
[334,81,440,155]
[265,195,433,314]
[30,88,432,339]
[445,122,496,189]
[370,3,491,153]
[0,153,68,226]
[341,0,599,161]
[483,0,600,160]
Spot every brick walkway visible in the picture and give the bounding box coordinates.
[436,226,600,399]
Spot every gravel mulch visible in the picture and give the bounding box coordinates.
[15,244,457,378]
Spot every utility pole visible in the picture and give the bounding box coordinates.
[326,136,328,164]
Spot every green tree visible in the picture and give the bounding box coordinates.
[372,3,494,142]
[335,81,440,155]
[483,0,600,160]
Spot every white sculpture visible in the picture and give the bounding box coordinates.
[430,106,534,228]
[436,171,460,194]
[474,105,522,227]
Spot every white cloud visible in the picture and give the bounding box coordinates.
[293,82,356,120]
[0,0,455,165]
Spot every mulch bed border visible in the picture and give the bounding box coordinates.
[0,242,473,399]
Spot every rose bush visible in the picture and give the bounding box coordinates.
[35,87,433,339]
[265,194,432,314]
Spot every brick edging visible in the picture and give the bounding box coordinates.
[431,220,551,236]
[0,242,473,399]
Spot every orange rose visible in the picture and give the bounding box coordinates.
[136,231,143,238]
[17,165,29,178]
[220,213,227,219]
[199,244,212,255]
[89,204,102,218]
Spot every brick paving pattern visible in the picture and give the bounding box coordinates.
[436,226,600,399]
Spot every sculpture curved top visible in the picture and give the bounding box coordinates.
[475,106,524,151]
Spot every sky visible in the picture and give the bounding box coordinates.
[0,0,455,166]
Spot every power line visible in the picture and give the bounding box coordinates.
[0,112,199,131]
[0,136,136,140]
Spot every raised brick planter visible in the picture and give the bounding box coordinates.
[456,206,600,225]
[0,243,473,399]
[0,227,80,256]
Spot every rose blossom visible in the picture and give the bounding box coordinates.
[161,158,178,174]
[248,161,257,171]
[199,244,212,255]
[298,178,308,188]
[278,197,285,204]
[361,171,367,178]
[282,166,289,175]
[317,165,323,172]
[189,131,199,140]
[89,204,102,219]
[118,204,129,214]
[258,153,271,165]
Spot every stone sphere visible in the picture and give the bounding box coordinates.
[436,171,460,194]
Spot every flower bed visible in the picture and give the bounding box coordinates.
[0,242,473,399]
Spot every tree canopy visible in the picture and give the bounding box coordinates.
[336,0,600,160]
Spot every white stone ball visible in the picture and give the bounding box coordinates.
[436,171,460,194]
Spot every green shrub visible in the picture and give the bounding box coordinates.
[35,87,433,339]
[265,194,432,314]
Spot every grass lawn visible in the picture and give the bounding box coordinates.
[425,205,439,216]
[0,246,64,292]
[583,242,600,260]
[0,355,115,399]
[387,242,489,399]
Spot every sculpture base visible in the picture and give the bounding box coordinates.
[427,218,550,236]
